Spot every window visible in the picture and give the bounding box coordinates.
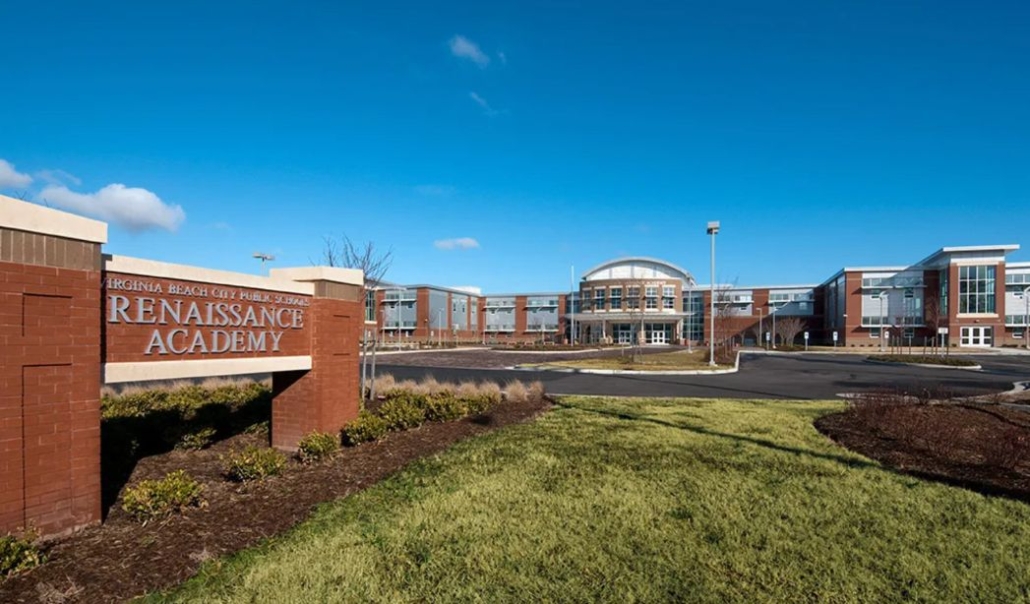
[610,287,622,310]
[594,289,606,312]
[365,290,376,322]
[939,269,949,315]
[645,287,658,310]
[662,286,675,310]
[870,328,881,338]
[958,265,996,314]
[627,287,640,310]
[903,327,915,339]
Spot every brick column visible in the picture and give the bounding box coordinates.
[269,268,363,450]
[0,195,106,537]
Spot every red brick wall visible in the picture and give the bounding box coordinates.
[272,292,361,450]
[1,246,102,536]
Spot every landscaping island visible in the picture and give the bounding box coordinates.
[867,354,980,368]
[523,349,734,372]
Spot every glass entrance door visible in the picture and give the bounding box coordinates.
[960,326,993,347]
[647,324,668,345]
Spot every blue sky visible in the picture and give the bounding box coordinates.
[2,1,1028,292]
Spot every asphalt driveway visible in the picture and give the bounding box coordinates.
[377,352,1030,400]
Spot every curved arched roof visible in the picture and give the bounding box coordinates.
[582,256,696,285]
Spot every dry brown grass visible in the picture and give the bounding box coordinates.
[504,380,529,403]
[101,376,265,398]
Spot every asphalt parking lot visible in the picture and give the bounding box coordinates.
[378,351,1030,400]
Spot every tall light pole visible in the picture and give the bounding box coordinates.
[1024,286,1030,350]
[707,221,720,366]
[436,308,444,346]
[252,252,275,275]
[878,291,886,353]
[570,265,576,345]
[758,307,764,350]
[687,280,693,353]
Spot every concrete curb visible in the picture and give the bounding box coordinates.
[366,346,490,356]
[511,351,741,375]
[837,380,1030,403]
[862,358,982,371]
[487,347,614,355]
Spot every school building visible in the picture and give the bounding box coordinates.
[364,245,1030,349]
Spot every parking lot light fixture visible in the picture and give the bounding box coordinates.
[706,221,720,367]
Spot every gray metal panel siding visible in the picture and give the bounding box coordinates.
[429,290,449,328]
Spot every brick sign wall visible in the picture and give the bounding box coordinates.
[1,195,363,539]
[103,272,312,362]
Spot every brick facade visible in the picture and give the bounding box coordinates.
[0,226,103,537]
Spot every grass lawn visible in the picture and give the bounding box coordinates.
[536,349,730,371]
[151,397,1030,603]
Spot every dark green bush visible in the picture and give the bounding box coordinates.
[341,411,389,446]
[225,446,287,482]
[298,431,340,463]
[121,470,205,521]
[174,426,217,450]
[421,394,467,422]
[377,396,426,431]
[101,381,272,467]
[0,532,44,580]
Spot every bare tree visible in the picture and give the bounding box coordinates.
[924,295,942,355]
[320,235,393,284]
[711,284,741,361]
[319,235,393,406]
[776,316,805,349]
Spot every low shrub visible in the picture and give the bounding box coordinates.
[0,532,44,580]
[377,396,426,431]
[225,446,287,482]
[297,431,339,463]
[173,426,217,450]
[868,355,978,367]
[243,420,270,436]
[421,394,467,422]
[342,411,389,446]
[121,470,205,522]
[456,381,502,414]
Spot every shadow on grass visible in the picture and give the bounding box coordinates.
[553,399,879,471]
[100,394,271,518]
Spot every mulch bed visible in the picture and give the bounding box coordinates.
[1,397,552,603]
[816,402,1030,502]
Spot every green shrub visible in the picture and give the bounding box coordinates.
[298,431,340,463]
[377,396,426,431]
[225,446,288,482]
[121,470,205,522]
[421,394,467,422]
[0,532,44,580]
[243,420,270,436]
[173,426,217,450]
[341,411,389,446]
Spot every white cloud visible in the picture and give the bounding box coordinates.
[39,183,186,233]
[449,35,490,68]
[469,91,499,116]
[36,169,82,187]
[434,237,480,251]
[497,51,507,65]
[0,159,33,188]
